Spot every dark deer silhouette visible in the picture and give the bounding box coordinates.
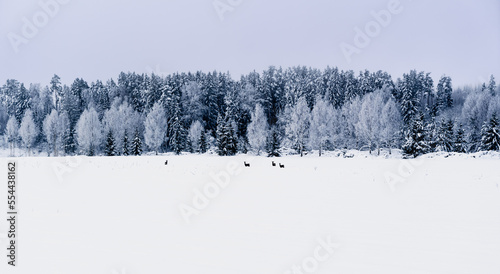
[272,161,276,167]
[279,163,285,168]
[165,160,168,165]
[244,161,250,167]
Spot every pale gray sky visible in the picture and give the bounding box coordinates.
[1,0,499,87]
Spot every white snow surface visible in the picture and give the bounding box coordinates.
[1,153,500,273]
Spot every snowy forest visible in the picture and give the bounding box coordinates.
[0,67,499,158]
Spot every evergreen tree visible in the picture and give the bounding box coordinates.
[59,112,73,155]
[63,128,76,155]
[169,116,186,155]
[216,115,237,156]
[0,103,8,136]
[200,71,224,135]
[132,129,143,156]
[60,85,79,128]
[436,76,453,113]
[199,130,208,153]
[488,75,497,96]
[216,115,227,156]
[17,84,31,123]
[3,81,31,123]
[424,119,437,153]
[436,119,454,152]
[402,114,429,158]
[88,80,110,120]
[259,66,286,126]
[70,78,89,115]
[397,71,432,129]
[266,126,281,157]
[105,130,116,156]
[454,123,466,153]
[167,89,186,155]
[50,74,62,110]
[226,120,238,155]
[400,84,418,127]
[122,130,129,156]
[480,113,500,151]
[237,136,248,154]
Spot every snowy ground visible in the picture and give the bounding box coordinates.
[1,153,500,273]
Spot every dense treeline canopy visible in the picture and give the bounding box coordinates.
[0,67,498,158]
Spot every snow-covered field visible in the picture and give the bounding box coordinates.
[1,153,500,273]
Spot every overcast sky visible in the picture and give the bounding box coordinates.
[1,0,499,87]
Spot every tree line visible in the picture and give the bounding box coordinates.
[0,67,499,158]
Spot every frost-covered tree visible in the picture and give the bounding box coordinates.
[357,89,402,155]
[488,96,500,120]
[356,91,385,154]
[341,96,362,149]
[182,81,206,126]
[6,116,19,156]
[104,130,116,156]
[102,99,142,155]
[462,92,491,152]
[247,104,268,155]
[327,107,344,150]
[19,110,38,155]
[380,97,402,154]
[480,113,500,151]
[284,97,310,156]
[31,85,54,134]
[309,97,334,156]
[43,109,61,156]
[76,107,103,156]
[144,102,167,154]
[188,121,204,153]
